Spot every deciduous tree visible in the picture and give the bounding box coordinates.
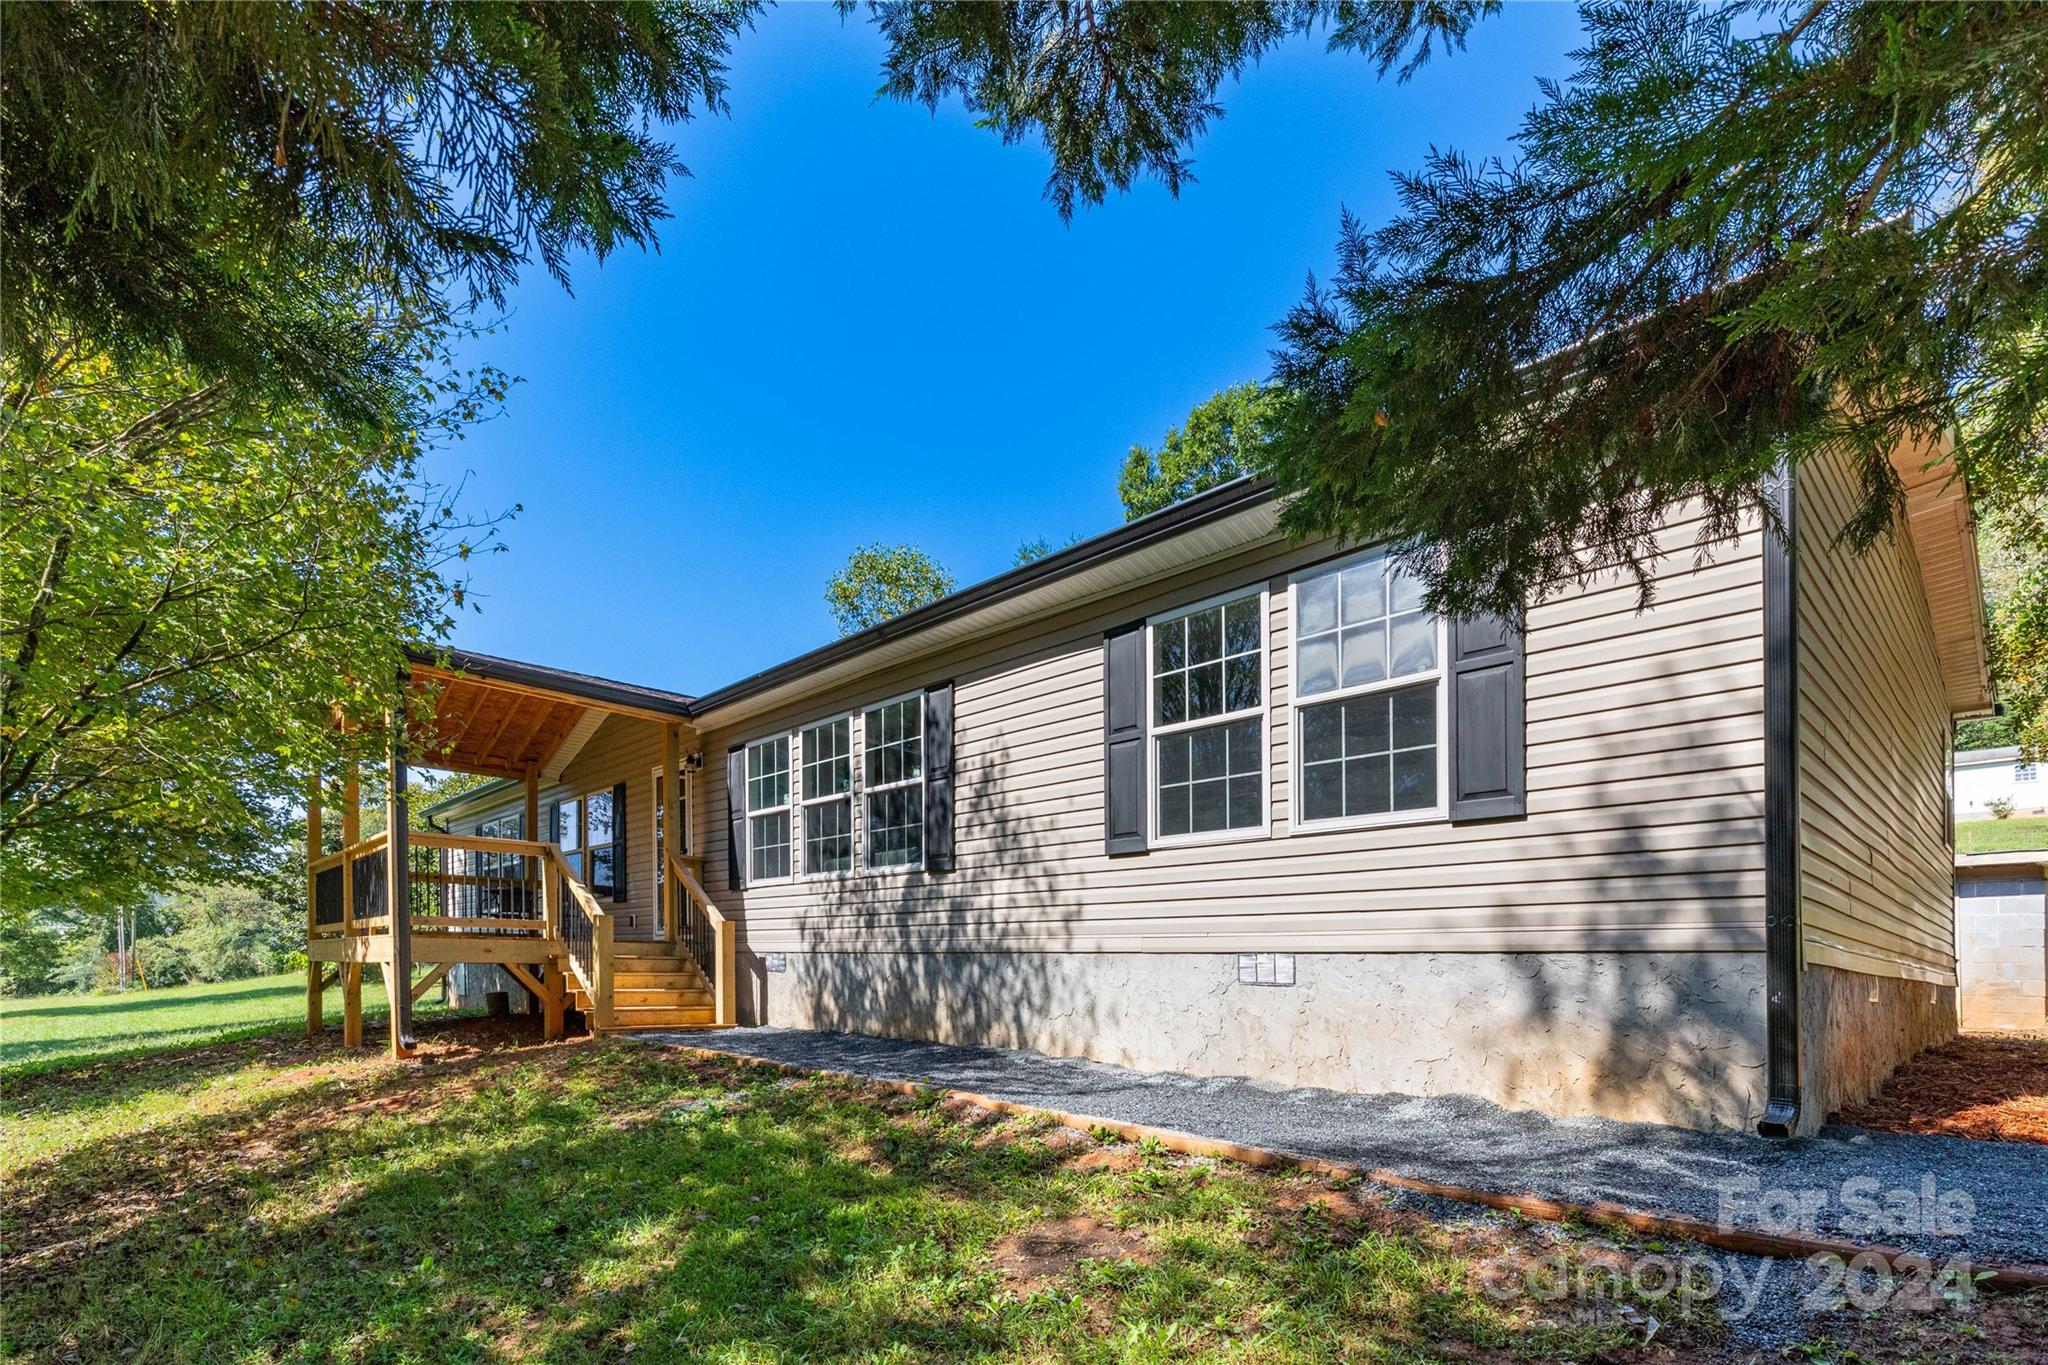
[825,545,956,635]
[0,335,504,915]
[1118,383,1283,519]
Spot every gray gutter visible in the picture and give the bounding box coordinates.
[687,476,1280,718]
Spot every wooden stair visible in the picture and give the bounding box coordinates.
[569,941,718,1031]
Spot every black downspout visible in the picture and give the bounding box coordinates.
[1757,461,1803,1138]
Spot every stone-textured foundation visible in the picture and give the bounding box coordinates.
[745,949,1769,1131]
[1801,962,1957,1129]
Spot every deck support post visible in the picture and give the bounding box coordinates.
[523,764,542,1018]
[542,957,566,1041]
[662,723,681,945]
[386,709,416,1060]
[343,962,364,1048]
[305,769,323,1036]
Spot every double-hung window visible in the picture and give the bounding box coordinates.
[1291,548,1445,826]
[554,791,620,895]
[1149,590,1266,840]
[800,716,854,873]
[863,694,924,868]
[2017,761,2039,784]
[745,736,792,882]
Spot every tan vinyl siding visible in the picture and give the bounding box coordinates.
[697,512,1768,957]
[1795,444,1957,983]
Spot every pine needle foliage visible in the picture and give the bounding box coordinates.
[1264,1,2048,623]
[2,1,758,416]
[862,1,1497,218]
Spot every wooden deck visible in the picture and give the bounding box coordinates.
[303,659,731,1058]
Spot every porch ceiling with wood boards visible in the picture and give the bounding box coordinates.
[402,648,694,779]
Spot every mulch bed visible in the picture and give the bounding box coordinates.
[1831,1034,2048,1145]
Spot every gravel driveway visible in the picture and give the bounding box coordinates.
[647,1026,2048,1271]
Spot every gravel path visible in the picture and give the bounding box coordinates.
[645,1026,2048,1271]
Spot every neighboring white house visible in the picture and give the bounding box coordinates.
[1954,746,2048,818]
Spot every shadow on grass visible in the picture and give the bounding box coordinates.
[0,980,306,1023]
[0,1025,1080,1362]
[2,1023,1716,1363]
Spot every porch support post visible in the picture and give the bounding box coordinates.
[341,767,360,933]
[385,706,416,1060]
[305,768,323,1036]
[342,749,365,1047]
[662,722,682,944]
[523,764,540,866]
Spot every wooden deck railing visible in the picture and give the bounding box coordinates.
[544,843,615,1031]
[308,829,726,1037]
[668,849,736,1027]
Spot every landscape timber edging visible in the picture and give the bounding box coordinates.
[671,1042,2048,1295]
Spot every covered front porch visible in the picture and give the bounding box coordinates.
[302,649,735,1058]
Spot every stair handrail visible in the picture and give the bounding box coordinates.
[541,843,615,1031]
[668,849,736,1027]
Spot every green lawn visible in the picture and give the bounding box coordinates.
[1957,816,2048,855]
[4,1019,2039,1363]
[0,969,456,1074]
[0,1021,1740,1363]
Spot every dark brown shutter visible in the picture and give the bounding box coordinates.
[1103,620,1149,854]
[1447,612,1527,821]
[611,780,629,901]
[923,680,955,872]
[547,800,561,845]
[726,745,747,890]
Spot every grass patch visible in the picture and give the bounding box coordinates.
[1,1019,1736,1363]
[1956,816,2048,855]
[0,970,459,1075]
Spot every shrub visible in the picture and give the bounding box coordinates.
[1988,797,2016,820]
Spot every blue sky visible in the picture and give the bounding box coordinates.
[422,1,1585,695]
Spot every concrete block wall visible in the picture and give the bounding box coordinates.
[1956,861,2047,1033]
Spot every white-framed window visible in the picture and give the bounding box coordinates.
[863,693,924,869]
[1290,547,1446,829]
[555,788,621,895]
[2017,761,2039,783]
[1147,588,1268,842]
[800,715,854,874]
[745,735,792,882]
